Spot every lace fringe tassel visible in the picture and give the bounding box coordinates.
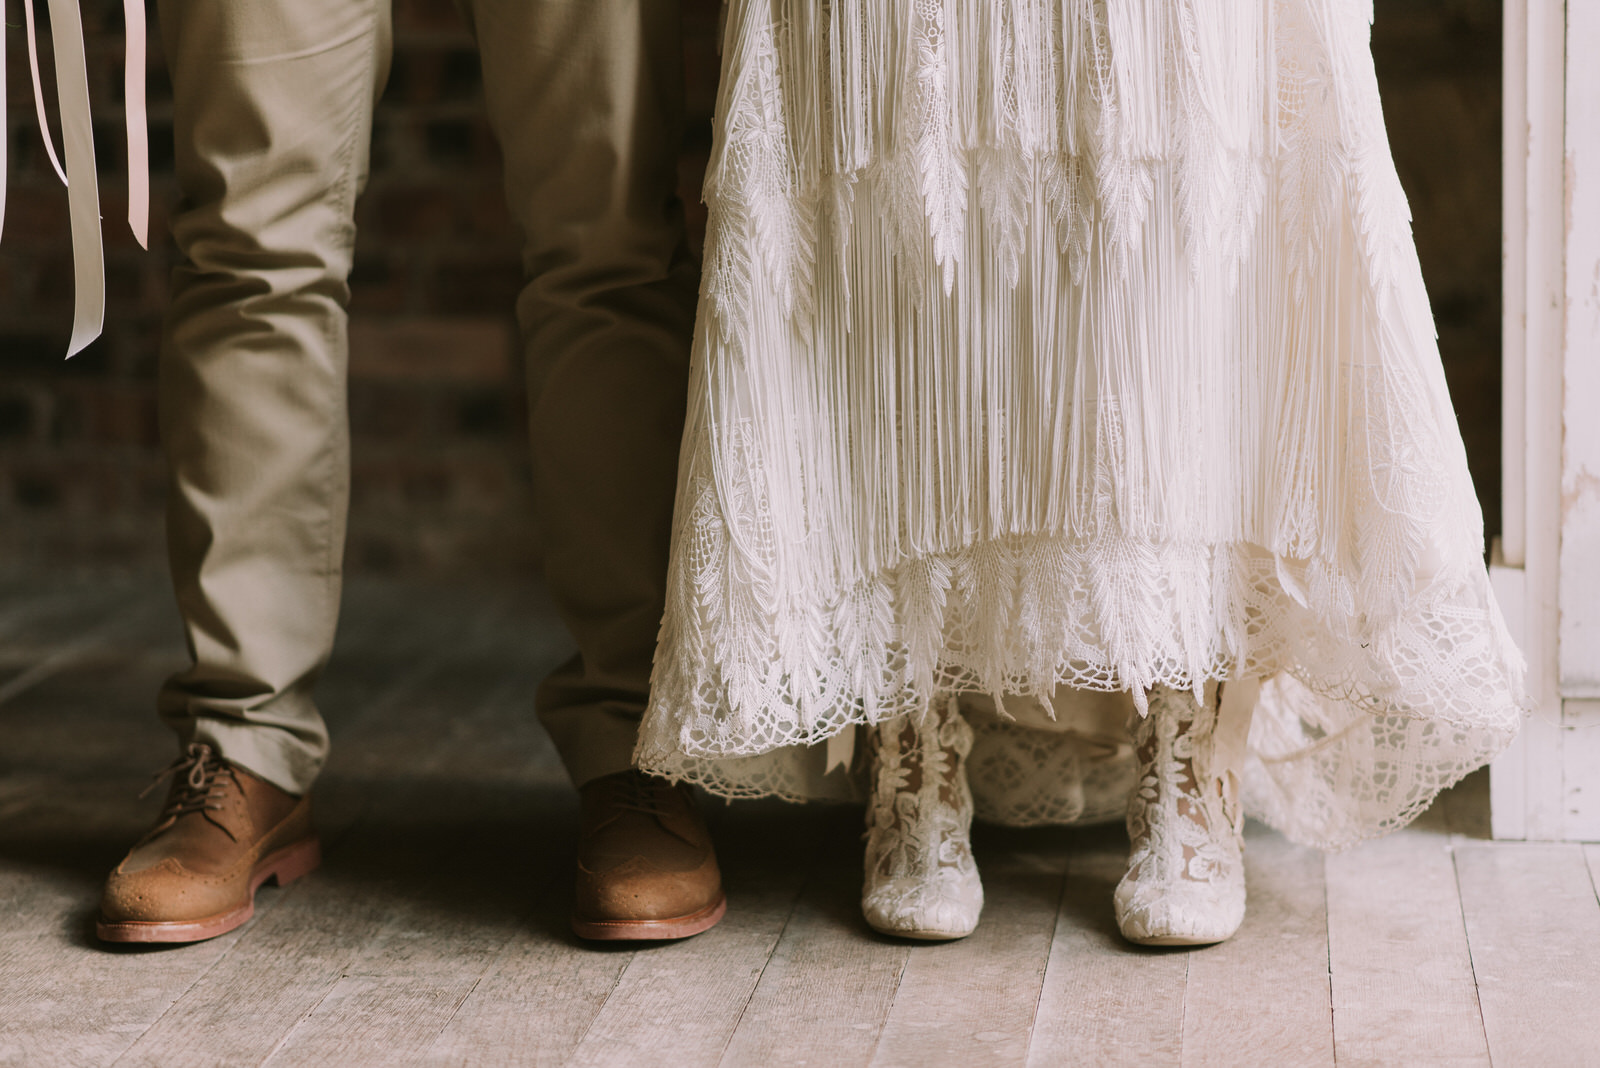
[666,0,1501,737]
[701,0,1467,586]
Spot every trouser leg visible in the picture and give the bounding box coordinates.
[460,0,697,787]
[154,0,393,794]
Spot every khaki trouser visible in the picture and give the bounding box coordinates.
[154,0,695,794]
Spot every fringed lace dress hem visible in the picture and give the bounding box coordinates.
[636,0,1526,851]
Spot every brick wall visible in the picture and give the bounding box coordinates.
[0,0,1501,575]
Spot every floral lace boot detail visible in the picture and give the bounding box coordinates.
[861,697,983,940]
[1114,685,1246,946]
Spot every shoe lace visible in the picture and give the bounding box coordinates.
[611,773,676,818]
[139,742,241,839]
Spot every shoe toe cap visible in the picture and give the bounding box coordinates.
[101,859,241,923]
[862,875,984,939]
[574,855,723,924]
[1113,876,1246,945]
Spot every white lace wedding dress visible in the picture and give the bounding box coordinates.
[636,0,1526,851]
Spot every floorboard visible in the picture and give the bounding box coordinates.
[717,808,908,1068]
[1456,842,1600,1068]
[422,879,633,1068]
[0,581,240,1068]
[865,828,1062,1068]
[1326,829,1490,1067]
[0,577,161,704]
[1180,824,1335,1068]
[563,803,820,1068]
[0,576,1590,1067]
[1026,825,1187,1067]
[125,591,565,1067]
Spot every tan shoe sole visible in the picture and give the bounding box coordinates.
[571,892,727,942]
[96,836,322,944]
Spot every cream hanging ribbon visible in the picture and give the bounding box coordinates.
[9,0,149,357]
[825,723,855,775]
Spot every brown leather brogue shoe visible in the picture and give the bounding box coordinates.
[98,743,320,944]
[571,770,725,940]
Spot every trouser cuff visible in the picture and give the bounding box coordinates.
[542,706,643,789]
[184,717,325,796]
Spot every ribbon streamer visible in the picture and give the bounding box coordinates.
[14,0,124,357]
[123,0,147,249]
[1,7,7,239]
[45,0,105,357]
[10,0,148,355]
[23,0,68,186]
[824,723,856,775]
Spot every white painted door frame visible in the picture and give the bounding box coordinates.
[1490,0,1600,840]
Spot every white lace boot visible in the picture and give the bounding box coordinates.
[1114,684,1246,946]
[861,697,984,940]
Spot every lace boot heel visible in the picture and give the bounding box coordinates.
[1114,684,1246,946]
[861,697,983,940]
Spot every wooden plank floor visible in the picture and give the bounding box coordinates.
[0,572,1596,1067]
